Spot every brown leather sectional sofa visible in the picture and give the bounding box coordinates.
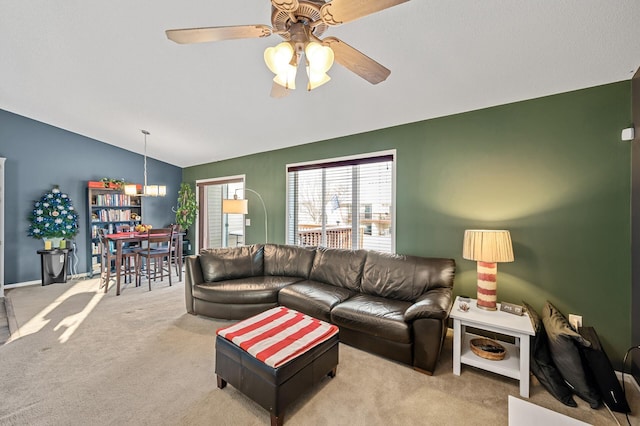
[185,244,456,375]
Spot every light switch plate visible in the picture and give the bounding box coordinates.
[245,218,251,226]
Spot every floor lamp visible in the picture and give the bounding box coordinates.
[222,188,268,243]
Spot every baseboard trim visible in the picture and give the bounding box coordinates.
[616,370,640,393]
[5,273,90,290]
[5,280,41,289]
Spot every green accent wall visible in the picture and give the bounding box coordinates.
[184,81,632,366]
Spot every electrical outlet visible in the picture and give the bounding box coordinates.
[245,218,251,226]
[569,314,583,330]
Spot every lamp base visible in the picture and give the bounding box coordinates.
[476,261,498,311]
[476,302,497,311]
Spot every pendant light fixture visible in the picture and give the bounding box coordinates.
[124,130,166,197]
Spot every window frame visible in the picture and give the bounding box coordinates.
[195,174,245,251]
[285,149,396,253]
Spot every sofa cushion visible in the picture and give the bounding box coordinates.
[361,252,455,302]
[330,294,413,344]
[308,247,367,291]
[263,244,316,279]
[193,275,298,304]
[200,245,264,282]
[542,301,601,409]
[278,280,355,322]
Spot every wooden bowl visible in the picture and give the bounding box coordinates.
[470,338,506,361]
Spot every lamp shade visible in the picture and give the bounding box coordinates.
[222,198,248,215]
[124,184,138,196]
[265,42,297,89]
[305,41,334,73]
[462,230,514,263]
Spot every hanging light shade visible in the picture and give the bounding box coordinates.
[124,184,138,196]
[305,41,333,91]
[264,42,297,89]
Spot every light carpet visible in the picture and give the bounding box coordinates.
[1,278,637,426]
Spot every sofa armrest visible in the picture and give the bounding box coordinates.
[185,255,204,314]
[404,288,453,321]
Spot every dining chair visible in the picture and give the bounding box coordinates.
[169,224,182,278]
[97,229,138,293]
[134,227,174,290]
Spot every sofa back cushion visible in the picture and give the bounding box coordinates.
[199,244,264,282]
[309,247,367,291]
[263,244,316,278]
[361,251,455,302]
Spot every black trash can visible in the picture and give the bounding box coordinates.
[37,248,72,285]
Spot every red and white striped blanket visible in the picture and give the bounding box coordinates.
[216,307,339,368]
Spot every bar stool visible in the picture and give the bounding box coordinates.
[97,229,138,293]
[134,227,174,290]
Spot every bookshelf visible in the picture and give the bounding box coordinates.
[87,181,142,277]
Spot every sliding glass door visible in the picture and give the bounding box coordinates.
[196,177,244,252]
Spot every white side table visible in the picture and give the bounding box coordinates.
[450,296,535,397]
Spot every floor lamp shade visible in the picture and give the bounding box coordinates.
[462,229,514,310]
[222,199,248,215]
[222,188,268,243]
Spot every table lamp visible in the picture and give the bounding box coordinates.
[462,229,514,310]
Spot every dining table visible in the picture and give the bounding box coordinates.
[105,231,184,296]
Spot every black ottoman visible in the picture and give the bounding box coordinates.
[215,310,339,426]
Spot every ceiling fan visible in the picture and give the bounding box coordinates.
[165,0,410,96]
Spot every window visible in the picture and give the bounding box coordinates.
[286,151,395,253]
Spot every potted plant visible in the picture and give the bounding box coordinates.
[174,183,197,232]
[28,186,79,248]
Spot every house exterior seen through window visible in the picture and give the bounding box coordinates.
[286,151,395,253]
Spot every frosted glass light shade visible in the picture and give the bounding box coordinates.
[273,65,297,89]
[305,42,334,73]
[144,185,158,197]
[264,42,294,75]
[306,68,330,90]
[222,198,248,215]
[124,184,138,196]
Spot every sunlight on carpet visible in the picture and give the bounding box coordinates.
[8,279,105,344]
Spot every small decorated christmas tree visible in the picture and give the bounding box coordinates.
[28,186,79,241]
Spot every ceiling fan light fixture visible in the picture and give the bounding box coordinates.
[264,42,294,75]
[273,65,297,89]
[305,41,334,73]
[306,68,331,91]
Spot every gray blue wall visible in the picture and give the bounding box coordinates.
[0,109,182,284]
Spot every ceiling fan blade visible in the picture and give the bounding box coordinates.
[323,37,390,85]
[271,0,299,13]
[321,0,409,25]
[166,25,272,44]
[270,81,291,98]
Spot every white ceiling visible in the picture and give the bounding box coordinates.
[2,1,639,168]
